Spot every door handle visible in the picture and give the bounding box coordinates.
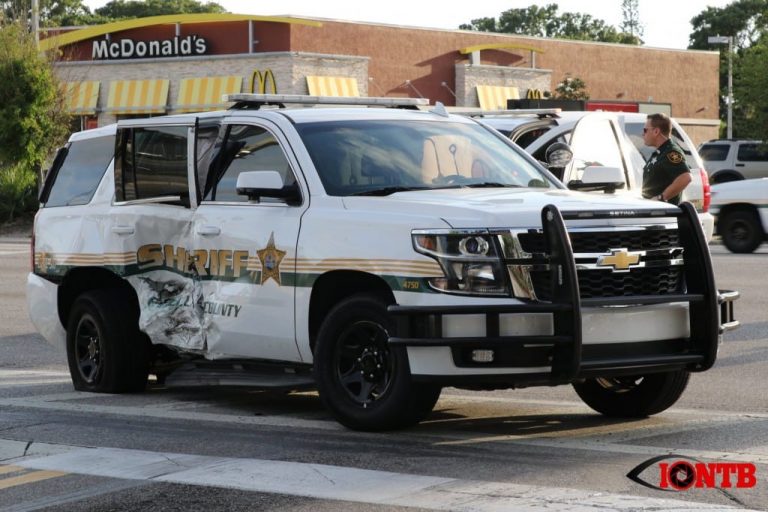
[196,226,221,236]
[111,225,135,235]
[735,163,745,167]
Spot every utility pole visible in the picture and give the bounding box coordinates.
[31,0,40,48]
[708,35,734,139]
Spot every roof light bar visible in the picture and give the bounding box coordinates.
[225,93,429,108]
[451,108,562,117]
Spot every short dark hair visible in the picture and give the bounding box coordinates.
[647,113,672,137]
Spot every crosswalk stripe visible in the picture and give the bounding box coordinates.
[0,470,67,490]
[14,445,753,511]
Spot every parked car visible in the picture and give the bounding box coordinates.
[28,95,738,431]
[478,111,715,240]
[710,178,768,253]
[698,139,768,183]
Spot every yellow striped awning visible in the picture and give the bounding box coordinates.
[174,75,243,113]
[63,81,100,115]
[106,79,169,114]
[306,76,360,97]
[476,85,520,110]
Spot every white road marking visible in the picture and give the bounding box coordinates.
[439,392,768,420]
[0,394,342,431]
[0,370,72,387]
[2,390,768,466]
[8,443,754,511]
[0,243,28,256]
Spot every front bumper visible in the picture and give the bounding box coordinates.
[389,203,740,386]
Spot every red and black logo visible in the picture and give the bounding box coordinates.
[628,455,757,491]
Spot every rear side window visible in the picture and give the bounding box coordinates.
[44,135,114,207]
[699,144,730,161]
[115,126,189,202]
[737,143,768,162]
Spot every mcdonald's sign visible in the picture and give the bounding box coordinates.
[250,69,277,94]
[526,88,543,99]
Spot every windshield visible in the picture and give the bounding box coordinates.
[295,120,557,196]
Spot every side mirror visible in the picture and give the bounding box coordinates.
[568,166,626,193]
[236,171,301,205]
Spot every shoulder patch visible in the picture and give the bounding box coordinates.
[667,151,684,164]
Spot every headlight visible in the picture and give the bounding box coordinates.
[413,230,509,296]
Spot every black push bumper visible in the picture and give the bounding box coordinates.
[389,203,739,385]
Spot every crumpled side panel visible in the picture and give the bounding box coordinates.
[129,270,206,350]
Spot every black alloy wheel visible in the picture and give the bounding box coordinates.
[334,320,395,407]
[73,313,104,385]
[573,370,690,417]
[314,293,441,431]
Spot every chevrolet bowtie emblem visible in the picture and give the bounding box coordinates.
[596,248,642,271]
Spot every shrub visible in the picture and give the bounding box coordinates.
[0,21,69,221]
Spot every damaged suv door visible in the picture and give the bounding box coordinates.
[112,119,204,351]
[191,119,306,360]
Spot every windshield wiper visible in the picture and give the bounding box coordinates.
[466,182,521,188]
[350,186,428,196]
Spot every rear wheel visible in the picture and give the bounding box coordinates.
[720,210,764,253]
[573,370,689,417]
[66,289,150,392]
[314,293,441,431]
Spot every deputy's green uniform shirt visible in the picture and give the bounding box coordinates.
[642,139,691,205]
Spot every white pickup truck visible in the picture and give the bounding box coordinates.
[28,95,738,430]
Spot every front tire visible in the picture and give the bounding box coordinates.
[720,210,764,253]
[66,289,150,393]
[314,293,441,431]
[573,370,689,417]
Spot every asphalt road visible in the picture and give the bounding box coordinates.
[1,240,767,511]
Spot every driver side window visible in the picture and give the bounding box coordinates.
[204,124,296,203]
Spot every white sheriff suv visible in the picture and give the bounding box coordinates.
[28,95,738,431]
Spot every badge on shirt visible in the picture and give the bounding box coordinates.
[667,151,684,164]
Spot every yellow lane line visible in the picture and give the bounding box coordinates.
[0,470,68,490]
[0,465,24,475]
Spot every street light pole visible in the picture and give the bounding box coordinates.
[708,35,734,139]
[726,36,733,139]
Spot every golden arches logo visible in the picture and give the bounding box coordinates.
[526,88,543,99]
[250,69,277,94]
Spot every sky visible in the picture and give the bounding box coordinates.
[82,0,734,50]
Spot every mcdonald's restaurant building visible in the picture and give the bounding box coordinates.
[45,13,721,144]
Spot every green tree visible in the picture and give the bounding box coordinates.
[95,0,226,20]
[1,0,97,27]
[0,21,69,220]
[688,0,768,138]
[459,3,641,45]
[552,76,589,100]
[688,0,768,51]
[620,0,644,40]
[1,0,226,26]
[733,35,768,139]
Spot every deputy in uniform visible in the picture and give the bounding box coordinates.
[641,113,692,204]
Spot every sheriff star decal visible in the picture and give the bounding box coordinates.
[667,151,684,164]
[257,232,286,285]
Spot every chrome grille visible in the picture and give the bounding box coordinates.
[504,227,685,301]
[517,229,680,254]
